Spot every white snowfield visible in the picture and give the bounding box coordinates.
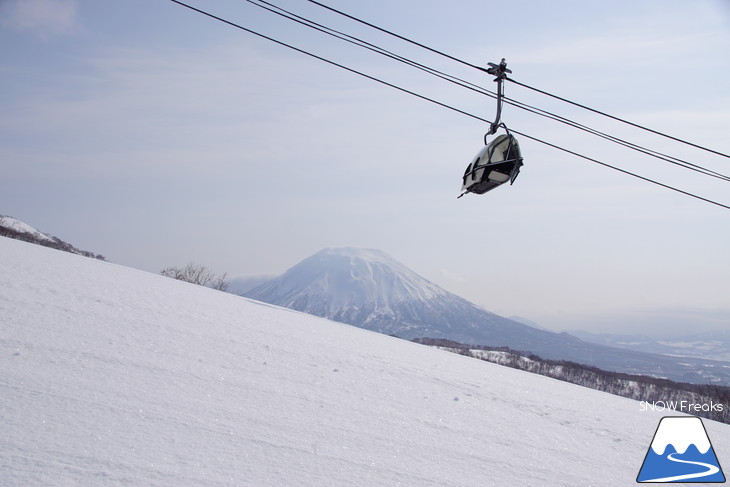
[1,237,728,486]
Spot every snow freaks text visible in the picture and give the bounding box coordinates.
[639,401,724,413]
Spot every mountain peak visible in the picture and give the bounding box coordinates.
[246,247,527,341]
[315,247,393,260]
[308,247,424,280]
[304,247,444,299]
[247,248,449,325]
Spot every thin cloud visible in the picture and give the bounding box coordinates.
[1,0,79,38]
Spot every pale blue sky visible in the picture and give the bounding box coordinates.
[2,0,729,335]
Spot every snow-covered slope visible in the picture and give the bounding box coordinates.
[2,236,728,486]
[246,248,730,385]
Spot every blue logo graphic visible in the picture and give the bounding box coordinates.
[637,416,725,483]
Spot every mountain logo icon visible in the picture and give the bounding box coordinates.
[637,416,726,483]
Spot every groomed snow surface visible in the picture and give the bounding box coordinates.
[1,236,728,486]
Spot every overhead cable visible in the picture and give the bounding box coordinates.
[243,0,500,102]
[509,128,730,211]
[168,0,488,123]
[502,96,730,182]
[305,0,730,161]
[259,0,730,181]
[506,77,730,160]
[168,0,730,211]
[304,0,488,73]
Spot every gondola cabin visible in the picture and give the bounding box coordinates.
[461,134,523,196]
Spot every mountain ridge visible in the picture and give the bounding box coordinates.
[246,247,532,342]
[0,215,105,260]
[246,247,730,385]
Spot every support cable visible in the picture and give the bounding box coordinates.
[502,96,730,182]
[305,0,730,160]
[509,128,730,210]
[249,0,730,181]
[244,0,500,101]
[168,0,490,124]
[304,0,489,73]
[168,0,730,211]
[506,77,730,160]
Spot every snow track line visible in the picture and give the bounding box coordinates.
[640,452,720,482]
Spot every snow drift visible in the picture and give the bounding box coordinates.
[1,236,728,486]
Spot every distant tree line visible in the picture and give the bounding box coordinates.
[0,225,106,260]
[413,337,730,424]
[160,262,230,292]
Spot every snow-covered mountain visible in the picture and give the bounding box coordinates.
[247,247,478,333]
[246,247,548,343]
[0,215,56,243]
[5,235,729,485]
[246,247,730,385]
[0,214,105,260]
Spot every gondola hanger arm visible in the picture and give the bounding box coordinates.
[485,58,510,136]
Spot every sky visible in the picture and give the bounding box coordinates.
[1,0,729,337]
